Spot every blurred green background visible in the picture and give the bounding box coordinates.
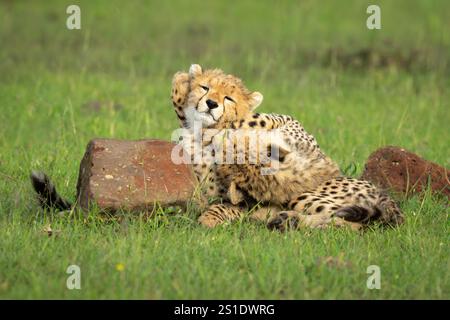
[1,0,448,167]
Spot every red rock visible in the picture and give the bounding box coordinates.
[75,139,196,212]
[361,146,449,199]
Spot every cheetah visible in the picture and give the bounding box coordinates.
[171,64,404,231]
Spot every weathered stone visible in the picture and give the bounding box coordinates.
[76,139,196,212]
[361,146,449,199]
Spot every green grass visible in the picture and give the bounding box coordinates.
[0,0,449,299]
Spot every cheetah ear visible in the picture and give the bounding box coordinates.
[189,64,203,78]
[249,91,263,110]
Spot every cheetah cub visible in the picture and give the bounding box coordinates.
[171,64,404,231]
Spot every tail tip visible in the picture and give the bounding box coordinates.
[31,170,45,181]
[29,171,72,211]
[30,171,50,192]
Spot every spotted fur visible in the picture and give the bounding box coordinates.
[171,64,404,230]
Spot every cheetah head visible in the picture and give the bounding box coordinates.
[184,64,263,129]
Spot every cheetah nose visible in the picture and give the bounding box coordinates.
[206,99,219,109]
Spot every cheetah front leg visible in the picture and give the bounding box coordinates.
[198,203,246,228]
[249,204,283,223]
[227,181,283,224]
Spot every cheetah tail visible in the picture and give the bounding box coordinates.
[334,197,404,227]
[30,171,72,211]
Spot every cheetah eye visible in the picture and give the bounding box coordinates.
[200,85,209,91]
[224,96,235,103]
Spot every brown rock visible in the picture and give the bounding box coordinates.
[361,146,449,199]
[75,139,196,212]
